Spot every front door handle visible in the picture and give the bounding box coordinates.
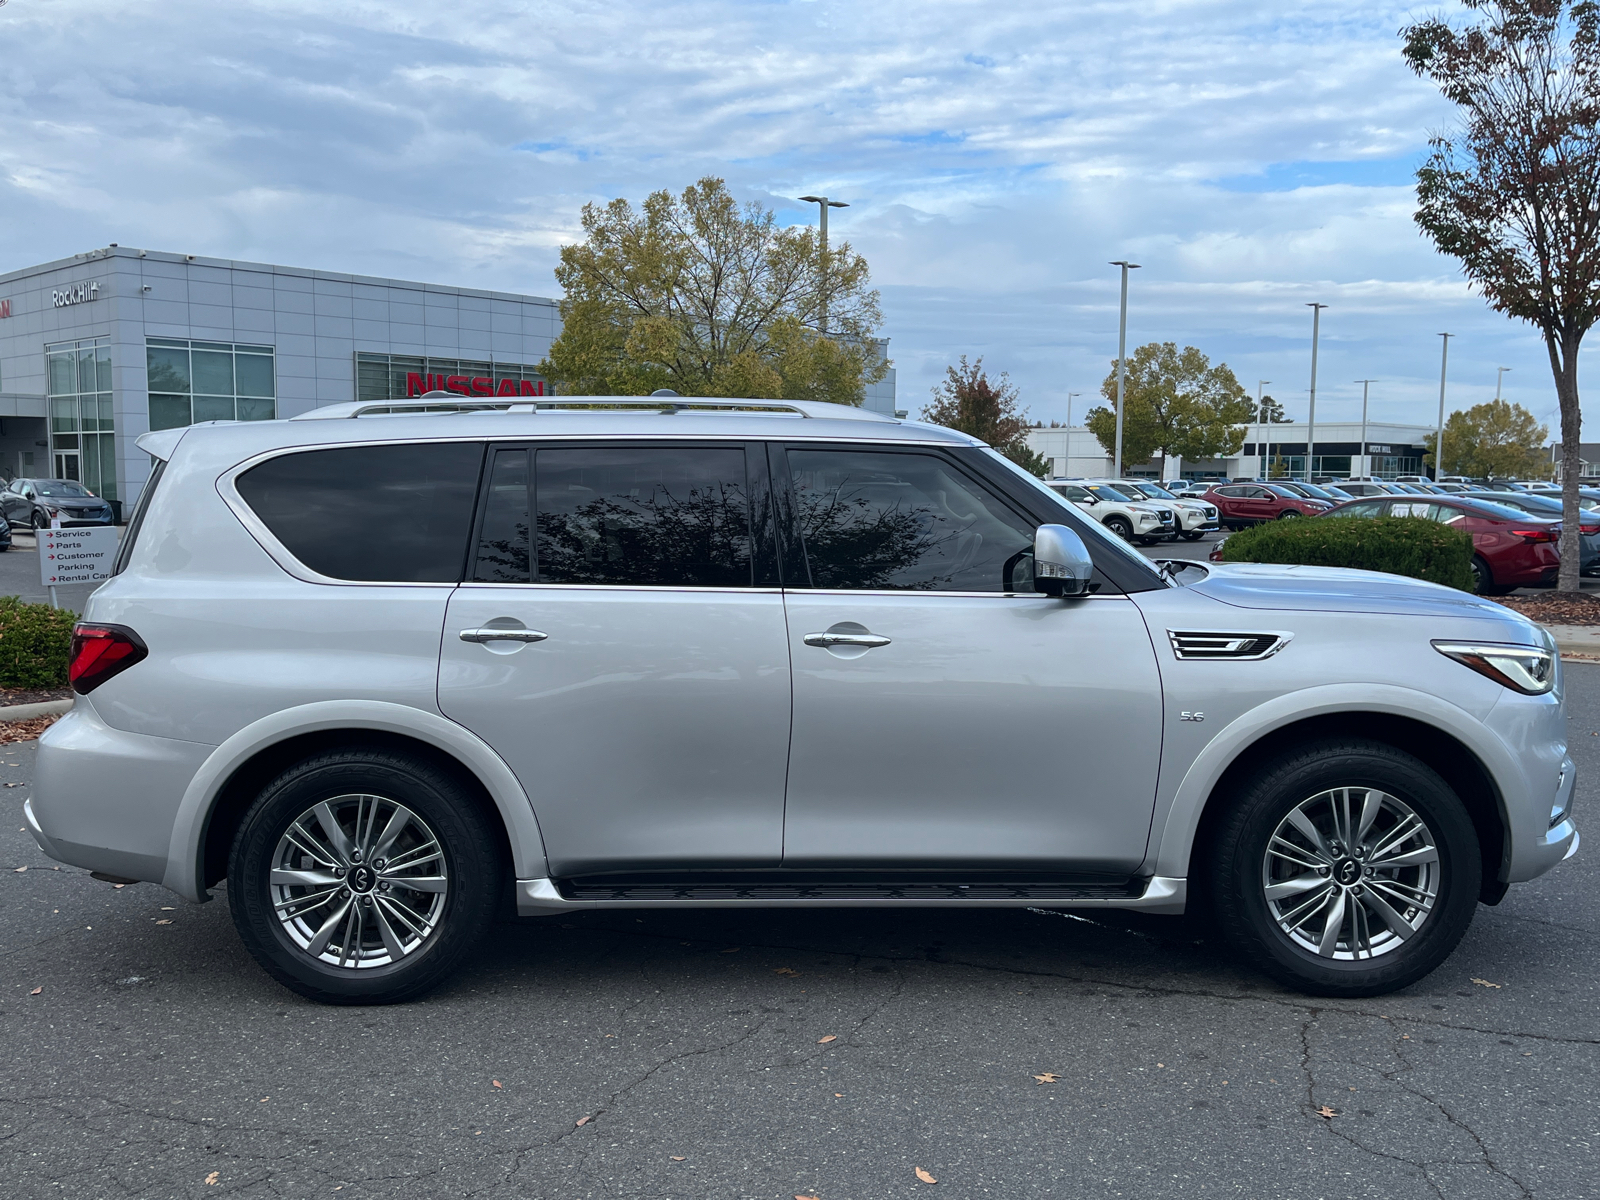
[803,631,891,649]
[460,628,548,644]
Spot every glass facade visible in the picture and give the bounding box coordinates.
[45,337,117,501]
[355,352,548,403]
[146,338,276,431]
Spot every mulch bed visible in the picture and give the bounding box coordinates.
[0,686,72,709]
[1493,593,1600,627]
[0,714,59,744]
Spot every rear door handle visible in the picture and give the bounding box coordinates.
[459,628,548,644]
[803,632,891,649]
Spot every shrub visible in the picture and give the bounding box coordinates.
[1217,516,1476,591]
[0,597,76,689]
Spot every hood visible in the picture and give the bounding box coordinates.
[1187,561,1542,625]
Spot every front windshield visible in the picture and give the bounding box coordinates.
[36,480,93,498]
[1084,483,1136,502]
[978,448,1166,585]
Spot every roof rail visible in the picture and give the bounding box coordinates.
[291,393,897,422]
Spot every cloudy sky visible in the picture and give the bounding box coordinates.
[0,0,1577,435]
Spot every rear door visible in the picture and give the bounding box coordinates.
[436,440,792,877]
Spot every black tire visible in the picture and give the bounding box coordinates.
[1277,509,1301,520]
[1470,554,1504,595]
[1103,515,1134,540]
[1207,738,1480,997]
[1181,531,1205,541]
[228,748,502,1005]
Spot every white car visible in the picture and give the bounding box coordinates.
[1110,479,1220,541]
[1046,481,1175,544]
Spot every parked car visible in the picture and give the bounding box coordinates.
[1108,479,1221,541]
[0,513,12,552]
[27,397,1577,1004]
[1321,494,1564,593]
[1046,481,1175,544]
[0,478,115,529]
[1472,491,1600,575]
[1203,482,1333,528]
[1274,481,1353,504]
[1331,481,1404,498]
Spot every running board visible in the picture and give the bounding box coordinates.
[516,875,1186,915]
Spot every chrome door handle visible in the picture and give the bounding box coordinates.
[459,628,548,644]
[803,632,891,649]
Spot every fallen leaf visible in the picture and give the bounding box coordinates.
[774,967,800,977]
[915,1167,938,1184]
[575,1116,591,1127]
[29,986,41,996]
[1471,978,1503,989]
[259,1097,269,1103]
[818,1035,837,1044]
[155,919,172,926]
[1156,1062,1165,1068]
[796,1195,821,1200]
[205,1171,220,1185]
[834,1093,843,1097]
[113,884,125,889]
[160,906,175,911]
[1314,1105,1337,1119]
[1033,1072,1059,1084]
[671,1156,685,1161]
[492,1080,502,1088]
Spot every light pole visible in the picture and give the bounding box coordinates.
[798,195,849,335]
[1110,261,1141,476]
[1495,366,1511,401]
[1435,333,1453,480]
[1355,380,1376,478]
[1257,380,1271,479]
[1306,303,1327,481]
[1066,391,1081,428]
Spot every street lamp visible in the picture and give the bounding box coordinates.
[799,195,849,335]
[1257,381,1271,479]
[1355,380,1376,478]
[1306,303,1328,481]
[1495,366,1511,400]
[1435,333,1454,480]
[1110,261,1142,476]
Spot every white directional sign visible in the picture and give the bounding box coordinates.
[39,526,120,587]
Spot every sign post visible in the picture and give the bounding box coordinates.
[38,527,119,608]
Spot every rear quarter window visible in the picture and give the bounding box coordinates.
[236,442,484,582]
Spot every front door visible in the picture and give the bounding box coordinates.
[54,451,79,483]
[777,446,1164,876]
[437,441,791,878]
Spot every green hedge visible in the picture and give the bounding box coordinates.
[1217,516,1476,591]
[0,597,76,689]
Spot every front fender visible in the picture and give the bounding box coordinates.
[162,700,549,901]
[1147,683,1514,879]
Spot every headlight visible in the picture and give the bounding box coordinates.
[1433,640,1556,695]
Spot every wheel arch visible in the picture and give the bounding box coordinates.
[1152,696,1512,908]
[162,701,549,902]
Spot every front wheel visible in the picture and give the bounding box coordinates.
[1181,530,1205,542]
[1207,739,1480,997]
[228,748,503,1005]
[1277,510,1301,520]
[1103,515,1134,540]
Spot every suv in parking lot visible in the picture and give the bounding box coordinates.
[1204,482,1332,527]
[1045,480,1174,543]
[28,397,1577,1003]
[1109,479,1220,541]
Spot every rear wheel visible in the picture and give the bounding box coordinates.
[1103,515,1134,540]
[1207,739,1480,997]
[228,748,502,1005]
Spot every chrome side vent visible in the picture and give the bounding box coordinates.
[1167,630,1291,660]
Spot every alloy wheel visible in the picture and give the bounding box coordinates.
[269,793,449,969]
[1261,787,1440,960]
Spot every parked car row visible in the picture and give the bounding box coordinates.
[1043,480,1220,544]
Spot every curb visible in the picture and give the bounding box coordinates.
[0,698,73,722]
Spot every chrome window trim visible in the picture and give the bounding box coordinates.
[457,581,784,595]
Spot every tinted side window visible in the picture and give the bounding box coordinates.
[536,446,752,587]
[237,442,483,582]
[472,448,531,582]
[787,448,1035,591]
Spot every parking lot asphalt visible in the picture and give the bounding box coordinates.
[1,667,1596,1199]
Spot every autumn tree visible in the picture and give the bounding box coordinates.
[921,356,1049,476]
[1085,342,1255,478]
[1257,394,1293,423]
[539,177,888,404]
[1422,398,1551,478]
[1403,1,1600,590]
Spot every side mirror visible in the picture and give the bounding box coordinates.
[1034,524,1094,597]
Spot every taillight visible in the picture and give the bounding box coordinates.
[68,624,148,694]
[1582,524,1600,535]
[1512,528,1557,544]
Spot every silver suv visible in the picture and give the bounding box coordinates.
[28,398,1578,1004]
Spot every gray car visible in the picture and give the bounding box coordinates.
[25,397,1578,1005]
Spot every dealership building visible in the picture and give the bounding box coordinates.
[0,246,897,513]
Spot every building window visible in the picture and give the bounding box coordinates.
[45,337,116,502]
[355,353,548,403]
[146,338,276,431]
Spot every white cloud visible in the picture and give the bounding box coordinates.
[0,0,1574,433]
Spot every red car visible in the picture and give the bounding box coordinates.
[1202,482,1332,528]
[1209,493,1567,593]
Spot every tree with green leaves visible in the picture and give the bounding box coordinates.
[538,177,888,404]
[921,356,1049,476]
[1422,399,1551,479]
[1257,394,1293,423]
[1403,1,1600,590]
[1085,342,1255,478]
